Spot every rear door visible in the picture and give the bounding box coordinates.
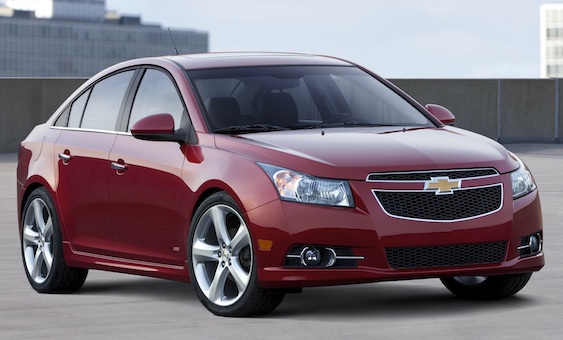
[55,70,136,255]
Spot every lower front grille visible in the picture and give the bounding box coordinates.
[386,242,507,269]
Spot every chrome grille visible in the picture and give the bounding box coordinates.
[373,184,502,221]
[367,168,498,182]
[386,242,507,269]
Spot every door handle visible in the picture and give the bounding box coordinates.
[111,161,128,172]
[58,151,72,164]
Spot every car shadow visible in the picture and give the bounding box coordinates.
[77,276,542,319]
[78,275,196,304]
[269,281,541,320]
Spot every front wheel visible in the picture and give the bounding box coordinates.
[188,192,284,316]
[440,273,532,299]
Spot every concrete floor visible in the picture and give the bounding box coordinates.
[0,144,561,339]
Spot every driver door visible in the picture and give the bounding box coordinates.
[108,68,187,265]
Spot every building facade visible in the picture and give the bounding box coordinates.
[5,0,106,20]
[0,0,208,77]
[541,3,563,78]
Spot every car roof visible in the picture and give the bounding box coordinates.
[93,53,358,82]
[163,52,355,70]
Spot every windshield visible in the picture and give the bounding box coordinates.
[186,66,434,133]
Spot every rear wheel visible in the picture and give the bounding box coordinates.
[440,273,532,299]
[188,192,284,316]
[21,187,88,293]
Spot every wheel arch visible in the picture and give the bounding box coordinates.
[19,178,70,243]
[189,179,263,221]
[20,183,44,220]
[19,176,57,226]
[186,184,248,246]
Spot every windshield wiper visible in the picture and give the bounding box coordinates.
[306,122,400,129]
[214,124,289,134]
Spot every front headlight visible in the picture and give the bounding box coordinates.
[509,152,537,199]
[258,163,354,207]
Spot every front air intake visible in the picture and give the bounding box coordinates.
[386,242,507,269]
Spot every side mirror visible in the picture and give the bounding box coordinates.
[425,104,456,126]
[130,113,176,141]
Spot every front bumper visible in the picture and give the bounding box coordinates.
[260,252,544,288]
[249,181,544,289]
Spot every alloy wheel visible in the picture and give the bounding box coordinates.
[191,204,252,306]
[22,198,54,284]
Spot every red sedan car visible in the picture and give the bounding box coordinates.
[17,53,544,316]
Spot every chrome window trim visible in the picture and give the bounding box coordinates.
[50,126,118,135]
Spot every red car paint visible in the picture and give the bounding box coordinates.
[17,53,544,310]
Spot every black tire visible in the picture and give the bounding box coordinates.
[21,187,88,293]
[188,192,284,316]
[440,273,533,300]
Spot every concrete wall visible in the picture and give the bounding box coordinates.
[391,79,560,143]
[0,78,86,152]
[0,78,560,153]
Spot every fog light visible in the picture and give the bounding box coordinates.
[529,234,542,253]
[518,232,543,256]
[300,247,321,266]
[284,245,364,268]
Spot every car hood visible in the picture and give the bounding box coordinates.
[214,126,518,180]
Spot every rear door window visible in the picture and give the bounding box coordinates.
[80,70,135,131]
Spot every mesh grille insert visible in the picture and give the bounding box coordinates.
[374,185,502,221]
[386,242,507,269]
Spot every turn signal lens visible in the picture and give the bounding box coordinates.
[258,239,273,251]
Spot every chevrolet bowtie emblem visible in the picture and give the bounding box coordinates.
[424,177,461,195]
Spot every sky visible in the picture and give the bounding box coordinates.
[105,0,557,79]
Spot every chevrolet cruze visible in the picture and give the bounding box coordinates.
[17,53,544,316]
